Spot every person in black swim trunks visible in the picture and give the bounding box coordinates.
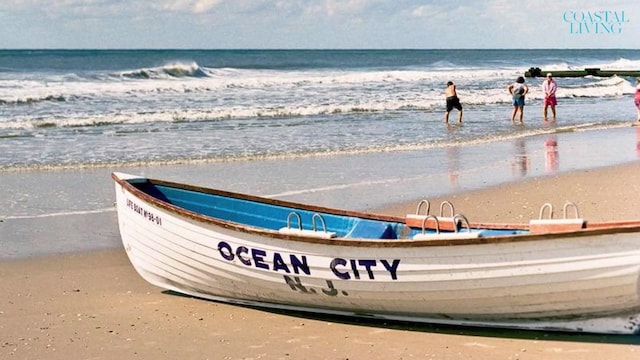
[445,81,463,124]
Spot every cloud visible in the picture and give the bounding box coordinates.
[160,0,223,14]
[0,0,637,48]
[1,0,223,16]
[298,0,371,18]
[1,0,138,18]
[411,5,437,18]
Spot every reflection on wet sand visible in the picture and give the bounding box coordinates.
[636,126,640,157]
[512,138,529,177]
[447,146,460,187]
[545,136,559,172]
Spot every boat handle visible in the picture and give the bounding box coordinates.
[538,203,554,220]
[440,201,455,217]
[286,212,303,230]
[415,199,431,215]
[563,201,580,219]
[420,214,440,235]
[311,213,329,233]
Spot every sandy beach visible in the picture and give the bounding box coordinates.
[2,159,640,360]
[382,161,640,224]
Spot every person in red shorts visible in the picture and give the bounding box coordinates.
[542,73,557,121]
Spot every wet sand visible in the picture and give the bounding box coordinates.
[381,161,640,224]
[2,161,640,359]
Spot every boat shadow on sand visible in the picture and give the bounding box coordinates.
[164,290,640,345]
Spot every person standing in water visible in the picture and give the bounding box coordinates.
[635,77,640,122]
[508,76,529,124]
[445,81,463,124]
[542,73,557,121]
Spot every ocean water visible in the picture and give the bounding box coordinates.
[3,49,640,259]
[1,49,640,170]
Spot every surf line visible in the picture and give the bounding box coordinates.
[265,174,438,198]
[0,207,116,220]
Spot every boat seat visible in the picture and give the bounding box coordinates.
[406,214,459,231]
[279,212,337,239]
[530,202,585,233]
[278,227,337,239]
[529,218,585,233]
[412,231,482,241]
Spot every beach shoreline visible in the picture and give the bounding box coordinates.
[2,158,640,359]
[3,125,640,259]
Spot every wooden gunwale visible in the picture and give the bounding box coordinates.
[112,173,640,247]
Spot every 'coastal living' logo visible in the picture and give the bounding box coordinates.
[563,10,629,34]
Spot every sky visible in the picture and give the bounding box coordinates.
[0,0,639,49]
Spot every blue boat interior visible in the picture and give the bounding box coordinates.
[134,181,525,239]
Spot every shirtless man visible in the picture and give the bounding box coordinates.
[445,81,463,124]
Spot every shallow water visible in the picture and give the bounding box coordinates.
[1,49,639,169]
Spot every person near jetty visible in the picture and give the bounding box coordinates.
[508,76,529,124]
[542,73,557,121]
[635,78,640,122]
[445,81,463,124]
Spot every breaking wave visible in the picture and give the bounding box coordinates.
[118,61,209,79]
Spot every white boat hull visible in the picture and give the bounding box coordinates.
[114,173,640,334]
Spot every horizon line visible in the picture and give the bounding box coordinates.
[1,47,639,51]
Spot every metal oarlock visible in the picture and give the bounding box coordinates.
[453,213,472,233]
[538,202,580,220]
[440,200,455,217]
[420,214,440,235]
[538,203,554,220]
[563,201,580,219]
[311,213,328,233]
[415,199,431,216]
[286,211,303,230]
